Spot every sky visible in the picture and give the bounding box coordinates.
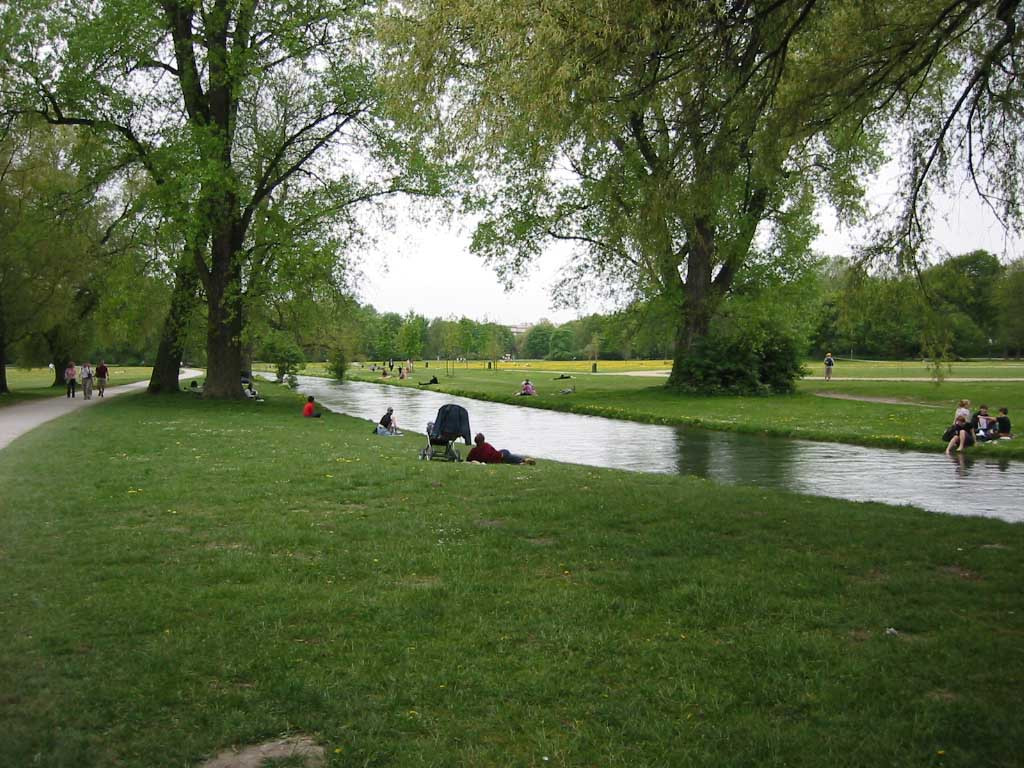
[355,174,1022,327]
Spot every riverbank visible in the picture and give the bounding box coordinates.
[345,367,1024,459]
[2,383,1022,766]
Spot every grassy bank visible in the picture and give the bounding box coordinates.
[0,367,154,408]
[345,366,1024,458]
[2,384,1022,767]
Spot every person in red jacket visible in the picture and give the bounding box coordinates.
[303,396,321,418]
[467,433,535,465]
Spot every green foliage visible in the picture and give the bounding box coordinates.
[260,332,306,383]
[673,309,808,395]
[995,260,1024,356]
[522,322,554,359]
[327,346,348,381]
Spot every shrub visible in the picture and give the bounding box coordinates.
[327,348,348,381]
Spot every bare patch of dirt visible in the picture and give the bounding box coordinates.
[926,689,959,703]
[525,537,557,547]
[199,735,325,768]
[813,391,943,408]
[980,543,1011,550]
[475,518,505,528]
[397,575,443,589]
[848,629,873,642]
[939,564,982,581]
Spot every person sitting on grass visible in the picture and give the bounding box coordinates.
[376,407,400,435]
[997,407,1012,438]
[955,399,971,422]
[972,404,998,441]
[419,375,439,386]
[945,414,974,454]
[467,432,535,465]
[515,379,537,396]
[303,395,321,418]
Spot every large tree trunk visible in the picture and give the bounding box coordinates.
[201,227,245,399]
[148,256,201,394]
[0,313,9,395]
[667,218,716,389]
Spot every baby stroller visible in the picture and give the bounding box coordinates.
[419,403,471,462]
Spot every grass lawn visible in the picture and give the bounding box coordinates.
[343,364,1024,458]
[0,367,154,408]
[1,383,1022,767]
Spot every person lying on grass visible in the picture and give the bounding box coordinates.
[467,433,535,465]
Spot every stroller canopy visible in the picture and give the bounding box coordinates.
[429,404,471,445]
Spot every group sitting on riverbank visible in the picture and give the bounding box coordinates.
[944,400,1012,453]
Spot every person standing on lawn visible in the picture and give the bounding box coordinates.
[824,352,835,381]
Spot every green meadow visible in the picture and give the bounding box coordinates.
[2,384,1022,767]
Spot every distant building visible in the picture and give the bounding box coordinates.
[508,323,532,336]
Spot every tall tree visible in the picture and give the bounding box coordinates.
[5,0,433,397]
[0,119,114,393]
[387,0,1022,391]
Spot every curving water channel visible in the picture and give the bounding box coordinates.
[291,376,1024,523]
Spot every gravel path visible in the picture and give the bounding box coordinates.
[0,369,201,452]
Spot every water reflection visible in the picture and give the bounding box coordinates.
[291,376,1024,522]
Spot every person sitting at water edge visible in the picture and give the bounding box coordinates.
[467,433,535,465]
[376,407,400,435]
[303,396,321,418]
[419,375,439,386]
[945,414,974,454]
[997,407,1012,438]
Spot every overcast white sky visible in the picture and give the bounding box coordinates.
[356,174,1022,326]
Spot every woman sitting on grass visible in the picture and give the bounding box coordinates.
[515,379,537,396]
[946,414,974,454]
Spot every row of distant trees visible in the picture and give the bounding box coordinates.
[268,247,1024,368]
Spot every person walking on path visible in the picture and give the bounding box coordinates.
[1,368,203,453]
[96,361,109,397]
[81,362,95,400]
[824,353,835,381]
[64,362,78,398]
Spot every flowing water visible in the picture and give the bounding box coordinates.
[292,376,1024,523]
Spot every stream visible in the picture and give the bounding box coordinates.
[290,376,1024,523]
